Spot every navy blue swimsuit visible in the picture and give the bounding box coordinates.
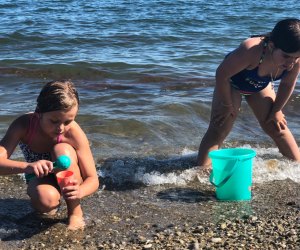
[230,67,284,95]
[229,41,286,95]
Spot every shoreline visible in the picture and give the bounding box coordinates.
[0,175,299,249]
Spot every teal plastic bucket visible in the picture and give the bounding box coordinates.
[208,148,256,201]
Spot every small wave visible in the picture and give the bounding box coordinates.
[0,62,109,80]
[1,31,45,44]
[0,3,18,8]
[98,146,300,189]
[98,152,199,189]
[0,61,215,85]
[253,148,300,183]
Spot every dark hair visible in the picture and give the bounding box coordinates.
[270,18,300,53]
[36,80,79,113]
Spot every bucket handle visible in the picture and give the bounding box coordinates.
[209,159,240,188]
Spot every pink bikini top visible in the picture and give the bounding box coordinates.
[19,113,64,182]
[26,112,63,145]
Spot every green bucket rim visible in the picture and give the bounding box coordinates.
[208,148,256,160]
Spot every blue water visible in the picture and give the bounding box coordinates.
[0,0,300,186]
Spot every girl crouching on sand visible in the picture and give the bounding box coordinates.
[0,80,99,230]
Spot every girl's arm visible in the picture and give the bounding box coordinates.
[71,123,99,198]
[0,115,53,176]
[0,116,28,174]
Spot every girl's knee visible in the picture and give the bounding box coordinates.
[52,143,77,159]
[52,143,82,183]
[52,143,78,163]
[28,185,60,213]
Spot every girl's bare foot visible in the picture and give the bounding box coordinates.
[35,208,58,219]
[67,214,85,230]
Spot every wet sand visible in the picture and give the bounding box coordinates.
[0,174,299,249]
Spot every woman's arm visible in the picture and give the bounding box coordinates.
[215,38,260,101]
[212,38,261,125]
[273,61,300,112]
[266,62,300,131]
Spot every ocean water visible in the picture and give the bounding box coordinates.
[0,0,300,187]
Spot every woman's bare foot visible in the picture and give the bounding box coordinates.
[67,214,85,230]
[195,165,211,182]
[198,165,211,176]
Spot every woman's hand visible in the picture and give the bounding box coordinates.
[211,102,236,127]
[267,110,287,131]
[25,160,54,178]
[62,179,82,200]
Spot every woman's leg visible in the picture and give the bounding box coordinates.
[52,143,85,230]
[246,84,300,161]
[197,87,242,167]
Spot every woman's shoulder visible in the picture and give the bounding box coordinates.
[281,60,300,82]
[240,37,265,51]
[234,37,266,67]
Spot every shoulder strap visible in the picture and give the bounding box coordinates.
[26,113,40,146]
[57,134,63,143]
[258,41,268,65]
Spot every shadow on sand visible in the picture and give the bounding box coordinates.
[157,187,215,203]
[0,198,63,241]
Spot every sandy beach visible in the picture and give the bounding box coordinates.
[0,174,299,250]
[1,2,300,249]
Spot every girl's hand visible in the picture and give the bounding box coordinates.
[212,102,235,127]
[62,179,81,200]
[25,160,54,178]
[267,111,287,131]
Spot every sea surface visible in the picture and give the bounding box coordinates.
[0,0,300,187]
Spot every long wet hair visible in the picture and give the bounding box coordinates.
[252,18,300,53]
[36,80,79,113]
[270,18,300,53]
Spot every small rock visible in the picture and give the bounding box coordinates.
[138,235,147,243]
[143,243,152,249]
[277,224,284,232]
[211,237,222,243]
[190,240,200,250]
[250,216,258,222]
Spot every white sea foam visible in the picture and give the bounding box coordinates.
[136,168,200,186]
[98,145,300,187]
[253,148,300,183]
